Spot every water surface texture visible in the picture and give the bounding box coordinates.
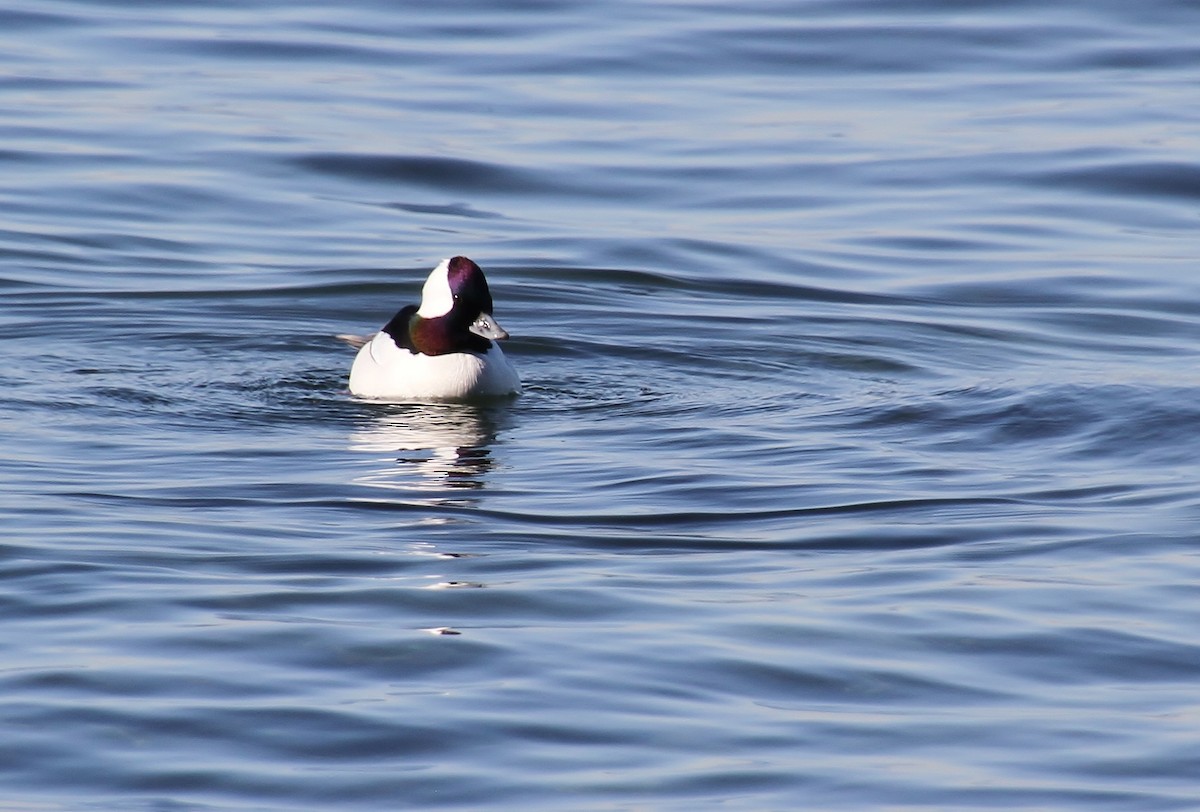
[3,0,1200,809]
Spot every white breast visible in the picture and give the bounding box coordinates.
[348,332,520,401]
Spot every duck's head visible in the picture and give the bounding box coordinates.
[384,256,511,356]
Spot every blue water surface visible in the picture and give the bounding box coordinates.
[2,0,1200,809]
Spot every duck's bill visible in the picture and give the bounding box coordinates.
[469,313,509,340]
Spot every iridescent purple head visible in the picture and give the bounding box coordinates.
[385,256,510,356]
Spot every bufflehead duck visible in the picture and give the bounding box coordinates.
[347,256,521,400]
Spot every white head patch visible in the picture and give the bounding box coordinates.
[416,258,454,318]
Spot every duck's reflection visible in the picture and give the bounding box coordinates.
[349,402,510,492]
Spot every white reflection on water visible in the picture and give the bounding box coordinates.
[348,402,511,492]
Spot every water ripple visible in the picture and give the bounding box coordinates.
[3,0,1200,809]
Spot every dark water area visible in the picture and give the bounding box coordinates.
[3,1,1200,809]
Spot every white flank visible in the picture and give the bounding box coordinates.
[348,330,521,400]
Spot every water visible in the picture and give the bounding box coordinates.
[3,0,1200,809]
